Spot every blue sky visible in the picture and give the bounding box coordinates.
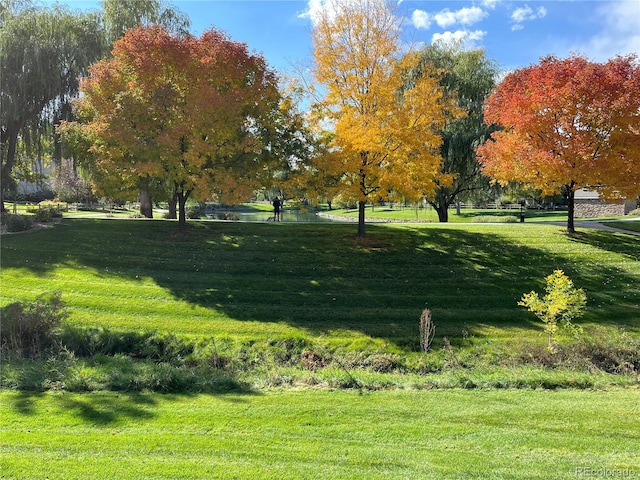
[51,0,639,74]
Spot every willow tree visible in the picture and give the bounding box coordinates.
[0,3,104,211]
[311,0,454,237]
[411,44,499,222]
[102,0,190,45]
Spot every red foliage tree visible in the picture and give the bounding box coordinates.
[61,26,281,226]
[477,55,640,233]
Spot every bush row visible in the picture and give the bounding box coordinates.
[1,213,34,232]
[1,208,62,233]
[2,295,638,393]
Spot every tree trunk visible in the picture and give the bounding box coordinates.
[357,200,366,238]
[0,126,19,213]
[566,186,576,234]
[168,194,177,219]
[177,192,187,228]
[435,203,449,222]
[176,188,192,229]
[139,189,153,218]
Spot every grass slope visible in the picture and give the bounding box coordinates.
[1,219,639,478]
[2,218,638,346]
[1,389,639,479]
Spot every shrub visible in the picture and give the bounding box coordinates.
[471,215,519,223]
[515,327,639,375]
[519,270,586,351]
[186,206,201,219]
[33,208,53,222]
[628,208,640,217]
[3,213,34,232]
[0,292,67,358]
[58,326,194,363]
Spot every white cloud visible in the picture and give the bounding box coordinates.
[298,0,350,25]
[411,9,431,29]
[297,0,324,22]
[481,0,500,9]
[580,0,640,61]
[299,0,407,27]
[434,6,488,28]
[510,5,547,30]
[432,29,487,47]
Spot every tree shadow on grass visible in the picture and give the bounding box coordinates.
[5,377,257,424]
[7,390,158,424]
[2,219,638,349]
[567,229,640,261]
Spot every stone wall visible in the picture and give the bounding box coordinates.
[575,199,636,218]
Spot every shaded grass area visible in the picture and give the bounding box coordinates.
[1,218,639,391]
[1,389,638,479]
[2,218,638,340]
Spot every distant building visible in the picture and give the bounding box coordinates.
[574,188,636,218]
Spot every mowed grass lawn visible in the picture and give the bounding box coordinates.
[1,388,639,479]
[1,218,639,345]
[1,218,639,478]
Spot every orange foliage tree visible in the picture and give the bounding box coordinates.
[59,26,282,226]
[310,0,455,237]
[477,54,640,233]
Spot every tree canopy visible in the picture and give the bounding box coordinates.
[412,43,499,222]
[0,0,190,211]
[477,54,640,233]
[60,26,283,227]
[102,0,190,44]
[0,2,104,211]
[310,0,454,236]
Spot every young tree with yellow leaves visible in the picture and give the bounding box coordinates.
[310,0,456,237]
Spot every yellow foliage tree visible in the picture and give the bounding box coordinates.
[310,0,457,236]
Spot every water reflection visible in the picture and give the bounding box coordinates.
[211,211,348,223]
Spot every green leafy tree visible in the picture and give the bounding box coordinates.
[0,2,104,211]
[410,43,499,222]
[102,0,190,44]
[519,270,586,350]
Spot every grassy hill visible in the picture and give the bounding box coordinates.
[1,217,638,390]
[2,218,639,479]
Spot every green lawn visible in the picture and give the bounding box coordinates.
[1,218,639,391]
[603,220,640,233]
[2,218,639,478]
[2,218,638,343]
[327,205,640,225]
[0,222,629,335]
[1,388,638,479]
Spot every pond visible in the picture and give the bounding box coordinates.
[210,210,351,223]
